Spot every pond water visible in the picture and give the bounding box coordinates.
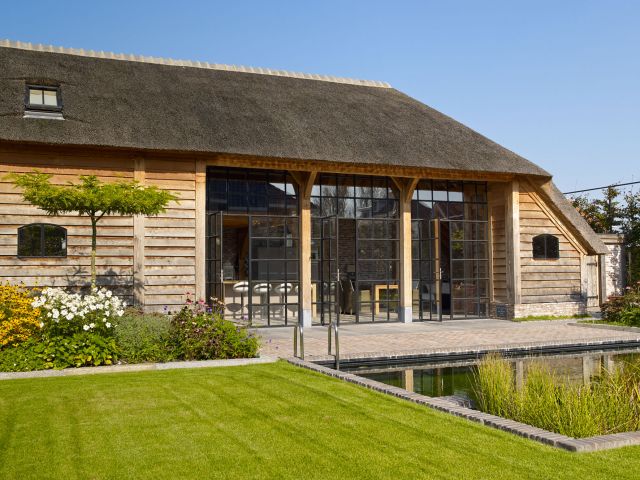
[345,349,640,405]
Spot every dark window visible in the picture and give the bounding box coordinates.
[206,168,298,216]
[18,224,67,257]
[532,234,559,259]
[25,85,62,112]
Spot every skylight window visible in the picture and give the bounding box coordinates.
[25,85,62,111]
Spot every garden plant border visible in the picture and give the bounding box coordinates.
[287,357,640,452]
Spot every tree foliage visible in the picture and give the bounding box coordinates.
[571,185,640,283]
[571,186,622,234]
[8,172,178,289]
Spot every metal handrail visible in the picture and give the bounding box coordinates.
[293,322,304,360]
[327,320,340,370]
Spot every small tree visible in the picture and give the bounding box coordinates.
[571,186,622,234]
[8,172,177,290]
[571,185,640,284]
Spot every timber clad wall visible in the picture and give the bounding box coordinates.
[489,183,507,304]
[0,151,135,303]
[0,148,601,318]
[143,159,196,312]
[519,181,582,304]
[0,150,192,311]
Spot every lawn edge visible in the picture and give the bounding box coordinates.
[0,355,278,381]
[286,357,640,453]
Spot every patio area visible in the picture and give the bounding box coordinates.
[256,319,640,361]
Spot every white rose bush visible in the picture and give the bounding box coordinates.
[32,287,125,338]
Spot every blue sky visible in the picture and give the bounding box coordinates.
[2,0,638,195]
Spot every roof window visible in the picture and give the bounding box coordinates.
[24,85,63,119]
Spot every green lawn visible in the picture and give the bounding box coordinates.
[1,362,639,479]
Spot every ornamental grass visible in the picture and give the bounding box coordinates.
[474,353,640,438]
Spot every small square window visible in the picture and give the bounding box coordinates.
[25,85,62,112]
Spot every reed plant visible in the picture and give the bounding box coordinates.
[473,353,640,438]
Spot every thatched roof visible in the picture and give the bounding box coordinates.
[0,41,550,178]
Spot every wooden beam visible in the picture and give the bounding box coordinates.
[289,170,318,327]
[393,177,419,323]
[289,170,317,198]
[195,159,207,301]
[133,157,145,307]
[505,179,521,306]
[0,142,521,182]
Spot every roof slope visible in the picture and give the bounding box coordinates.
[538,181,608,255]
[0,42,549,177]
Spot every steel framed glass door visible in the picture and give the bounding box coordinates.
[248,215,300,327]
[412,218,441,321]
[206,211,224,305]
[315,215,340,326]
[413,218,489,321]
[446,219,489,319]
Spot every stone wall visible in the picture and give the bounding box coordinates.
[599,233,626,298]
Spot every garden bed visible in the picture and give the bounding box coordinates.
[0,284,260,372]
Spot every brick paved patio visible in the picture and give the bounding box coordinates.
[256,319,640,360]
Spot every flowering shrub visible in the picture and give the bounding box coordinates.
[0,283,41,348]
[115,309,175,363]
[602,281,640,327]
[170,304,259,360]
[32,287,126,337]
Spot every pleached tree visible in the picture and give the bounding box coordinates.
[8,172,177,290]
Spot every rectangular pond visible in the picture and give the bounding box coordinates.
[343,348,640,405]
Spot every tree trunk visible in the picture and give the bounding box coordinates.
[91,217,97,291]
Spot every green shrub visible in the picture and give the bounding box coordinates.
[601,282,640,326]
[473,354,640,438]
[0,339,46,372]
[170,306,259,360]
[0,333,118,371]
[115,309,175,363]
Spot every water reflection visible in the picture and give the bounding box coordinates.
[348,350,640,404]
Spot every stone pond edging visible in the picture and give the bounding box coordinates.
[0,355,278,381]
[287,357,640,453]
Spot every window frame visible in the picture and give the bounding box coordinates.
[17,223,67,258]
[532,234,560,260]
[24,85,63,112]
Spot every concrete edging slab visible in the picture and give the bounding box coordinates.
[287,357,640,453]
[0,356,278,381]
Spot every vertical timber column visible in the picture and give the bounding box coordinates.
[291,171,317,328]
[505,179,521,313]
[195,160,207,301]
[394,178,418,323]
[133,157,146,307]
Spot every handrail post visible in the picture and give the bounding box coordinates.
[328,320,332,355]
[299,322,304,360]
[293,324,298,358]
[334,321,340,370]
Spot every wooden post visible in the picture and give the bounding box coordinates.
[505,179,521,310]
[393,177,419,323]
[290,171,317,327]
[598,254,607,305]
[133,157,146,307]
[195,160,207,302]
[402,369,414,392]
